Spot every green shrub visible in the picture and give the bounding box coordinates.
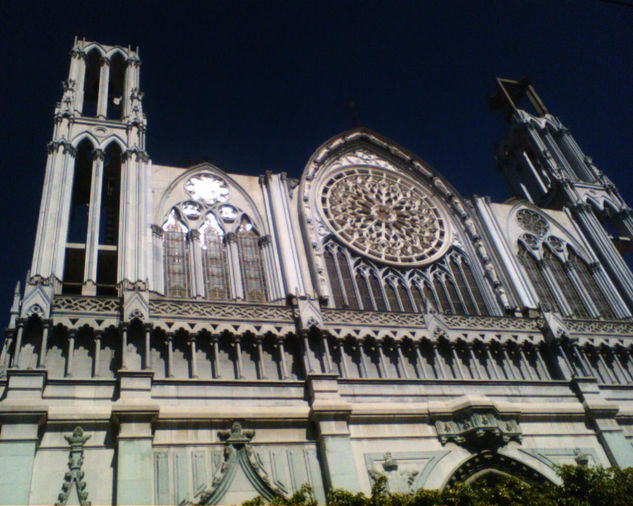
[242,465,633,505]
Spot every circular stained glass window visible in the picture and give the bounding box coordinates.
[319,167,450,265]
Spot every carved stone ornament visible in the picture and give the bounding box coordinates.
[434,407,521,451]
[185,422,289,505]
[319,166,450,266]
[368,452,420,495]
[519,233,540,250]
[546,235,565,252]
[185,173,230,204]
[55,426,92,506]
[516,209,549,237]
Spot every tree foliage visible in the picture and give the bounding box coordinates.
[242,465,633,505]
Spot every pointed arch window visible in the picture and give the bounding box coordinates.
[163,211,189,298]
[107,53,126,119]
[237,217,267,302]
[518,243,560,313]
[201,214,229,300]
[459,260,487,315]
[543,247,590,318]
[432,271,451,313]
[568,249,615,319]
[397,281,414,312]
[323,237,490,315]
[324,246,345,308]
[410,281,427,312]
[95,143,121,296]
[385,279,400,312]
[369,272,388,311]
[356,268,375,311]
[82,49,101,116]
[62,139,93,294]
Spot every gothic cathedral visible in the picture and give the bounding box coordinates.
[1,40,633,505]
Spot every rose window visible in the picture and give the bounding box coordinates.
[319,167,450,265]
[516,209,549,237]
[185,174,229,204]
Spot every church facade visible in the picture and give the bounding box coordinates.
[1,39,633,505]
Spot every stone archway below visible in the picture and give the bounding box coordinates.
[445,451,550,489]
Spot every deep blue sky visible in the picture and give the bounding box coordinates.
[1,1,631,325]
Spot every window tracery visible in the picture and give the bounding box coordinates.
[237,217,267,302]
[324,238,487,315]
[516,221,616,319]
[163,211,189,298]
[201,214,229,300]
[516,209,549,237]
[319,167,450,266]
[160,174,269,302]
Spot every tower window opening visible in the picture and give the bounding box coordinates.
[67,140,93,244]
[107,53,125,119]
[98,144,121,246]
[62,247,86,295]
[82,49,101,117]
[94,143,121,295]
[96,249,118,296]
[62,139,93,295]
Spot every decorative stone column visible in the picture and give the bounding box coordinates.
[255,336,267,379]
[276,336,288,379]
[82,148,105,296]
[187,230,205,298]
[225,232,243,299]
[144,324,152,370]
[165,334,175,378]
[10,318,25,368]
[38,319,52,368]
[123,55,140,118]
[151,225,165,293]
[93,330,103,377]
[96,56,110,118]
[120,323,129,370]
[66,329,76,377]
[69,46,86,113]
[189,335,198,378]
[0,330,15,372]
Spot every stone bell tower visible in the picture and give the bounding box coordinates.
[491,77,633,311]
[22,38,150,324]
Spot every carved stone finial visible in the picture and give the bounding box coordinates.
[55,426,92,506]
[218,421,255,445]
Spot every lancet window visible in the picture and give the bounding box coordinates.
[236,218,267,302]
[324,238,487,315]
[163,211,189,298]
[161,195,269,302]
[200,214,229,300]
[517,235,616,319]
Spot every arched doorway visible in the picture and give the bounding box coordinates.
[445,451,550,488]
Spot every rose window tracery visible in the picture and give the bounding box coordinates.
[185,174,229,204]
[516,209,549,237]
[319,167,450,265]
